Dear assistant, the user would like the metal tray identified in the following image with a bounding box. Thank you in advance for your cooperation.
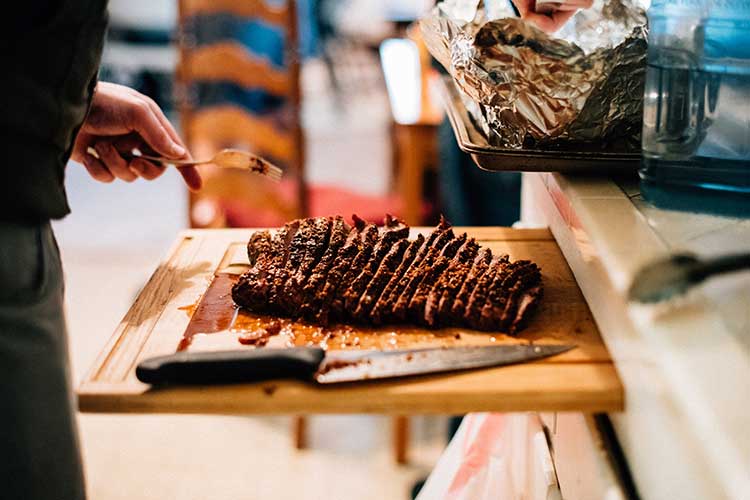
[438,76,640,173]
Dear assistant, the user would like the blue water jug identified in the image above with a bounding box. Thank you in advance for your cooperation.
[640,0,750,216]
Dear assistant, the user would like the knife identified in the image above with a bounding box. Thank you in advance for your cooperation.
[135,344,575,385]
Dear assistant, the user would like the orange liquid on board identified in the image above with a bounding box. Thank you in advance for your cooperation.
[177,273,520,353]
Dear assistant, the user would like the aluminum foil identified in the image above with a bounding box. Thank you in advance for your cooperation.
[422,0,648,151]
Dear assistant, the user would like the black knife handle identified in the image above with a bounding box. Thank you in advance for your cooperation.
[135,347,326,385]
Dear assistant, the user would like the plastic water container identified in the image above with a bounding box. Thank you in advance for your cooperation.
[640,0,750,215]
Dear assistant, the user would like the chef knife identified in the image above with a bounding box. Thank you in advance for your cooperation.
[135,344,575,385]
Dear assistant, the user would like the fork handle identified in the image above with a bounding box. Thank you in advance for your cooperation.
[124,153,204,167]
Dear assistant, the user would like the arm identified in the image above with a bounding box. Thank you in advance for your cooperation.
[70,82,202,191]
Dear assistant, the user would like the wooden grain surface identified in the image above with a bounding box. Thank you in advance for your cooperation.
[78,228,623,414]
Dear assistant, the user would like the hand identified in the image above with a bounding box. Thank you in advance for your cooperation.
[71,82,202,191]
[512,0,593,33]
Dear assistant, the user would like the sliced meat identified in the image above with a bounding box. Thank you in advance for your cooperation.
[498,263,542,332]
[233,215,544,335]
[424,237,479,327]
[407,233,467,324]
[277,217,333,315]
[305,216,367,323]
[477,260,537,330]
[297,216,350,316]
[314,220,376,324]
[328,223,379,320]
[232,219,300,310]
[342,215,409,314]
[463,256,509,329]
[391,227,455,321]
[246,230,272,265]
[369,234,424,325]
[447,247,493,323]
[351,238,410,321]
[509,285,543,334]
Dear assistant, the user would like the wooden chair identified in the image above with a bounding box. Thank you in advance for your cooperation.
[380,29,443,226]
[177,0,309,448]
[380,28,444,465]
[177,0,412,460]
[177,0,306,228]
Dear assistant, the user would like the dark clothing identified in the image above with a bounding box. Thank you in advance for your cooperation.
[0,222,84,500]
[0,0,108,223]
[1,2,109,499]
[438,119,521,226]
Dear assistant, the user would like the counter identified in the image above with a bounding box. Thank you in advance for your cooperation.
[522,172,750,500]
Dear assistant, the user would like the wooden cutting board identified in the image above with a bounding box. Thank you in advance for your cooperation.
[78,227,623,414]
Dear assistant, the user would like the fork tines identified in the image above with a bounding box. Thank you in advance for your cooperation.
[250,158,284,182]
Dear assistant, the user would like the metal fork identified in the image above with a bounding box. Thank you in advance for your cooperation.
[88,147,283,181]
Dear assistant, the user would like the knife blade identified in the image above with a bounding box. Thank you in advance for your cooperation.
[136,344,575,386]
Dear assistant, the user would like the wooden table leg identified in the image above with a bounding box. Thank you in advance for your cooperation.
[395,124,424,226]
[393,415,410,465]
[293,415,308,449]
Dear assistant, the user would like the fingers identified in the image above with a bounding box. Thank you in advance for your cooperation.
[81,154,115,183]
[513,0,582,32]
[82,138,169,183]
[127,99,186,160]
[520,9,577,32]
[557,0,593,11]
[94,141,138,182]
[142,96,188,154]
[177,166,203,192]
[130,158,166,180]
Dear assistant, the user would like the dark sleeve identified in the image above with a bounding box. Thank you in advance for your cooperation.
[2,1,62,36]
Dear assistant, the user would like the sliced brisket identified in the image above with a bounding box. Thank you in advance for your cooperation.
[233,216,543,334]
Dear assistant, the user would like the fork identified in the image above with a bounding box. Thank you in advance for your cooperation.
[87,147,283,181]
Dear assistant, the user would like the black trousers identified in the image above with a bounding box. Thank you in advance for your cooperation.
[0,222,85,500]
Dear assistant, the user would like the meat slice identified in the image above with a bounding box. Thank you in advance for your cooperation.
[477,260,536,330]
[447,247,492,323]
[246,230,272,265]
[498,262,542,332]
[328,223,379,320]
[351,238,410,321]
[232,219,300,310]
[277,217,333,317]
[407,233,467,324]
[342,215,409,314]
[297,216,350,316]
[508,285,543,334]
[391,226,455,321]
[313,218,374,325]
[463,256,509,329]
[369,233,425,325]
[303,216,366,323]
[424,237,479,327]
[273,217,332,315]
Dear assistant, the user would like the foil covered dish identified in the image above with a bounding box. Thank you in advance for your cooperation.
[422,0,648,154]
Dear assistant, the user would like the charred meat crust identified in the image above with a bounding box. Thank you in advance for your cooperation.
[342,216,409,314]
[297,216,350,317]
[425,237,479,327]
[369,234,425,325]
[232,216,543,334]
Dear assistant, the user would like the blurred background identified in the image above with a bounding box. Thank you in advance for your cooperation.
[54,0,519,498]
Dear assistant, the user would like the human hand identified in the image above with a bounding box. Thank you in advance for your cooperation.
[512,0,593,33]
[71,82,202,190]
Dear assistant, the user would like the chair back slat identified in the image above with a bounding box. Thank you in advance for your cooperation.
[178,0,307,226]
[187,105,294,163]
[184,42,290,96]
[180,0,289,26]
